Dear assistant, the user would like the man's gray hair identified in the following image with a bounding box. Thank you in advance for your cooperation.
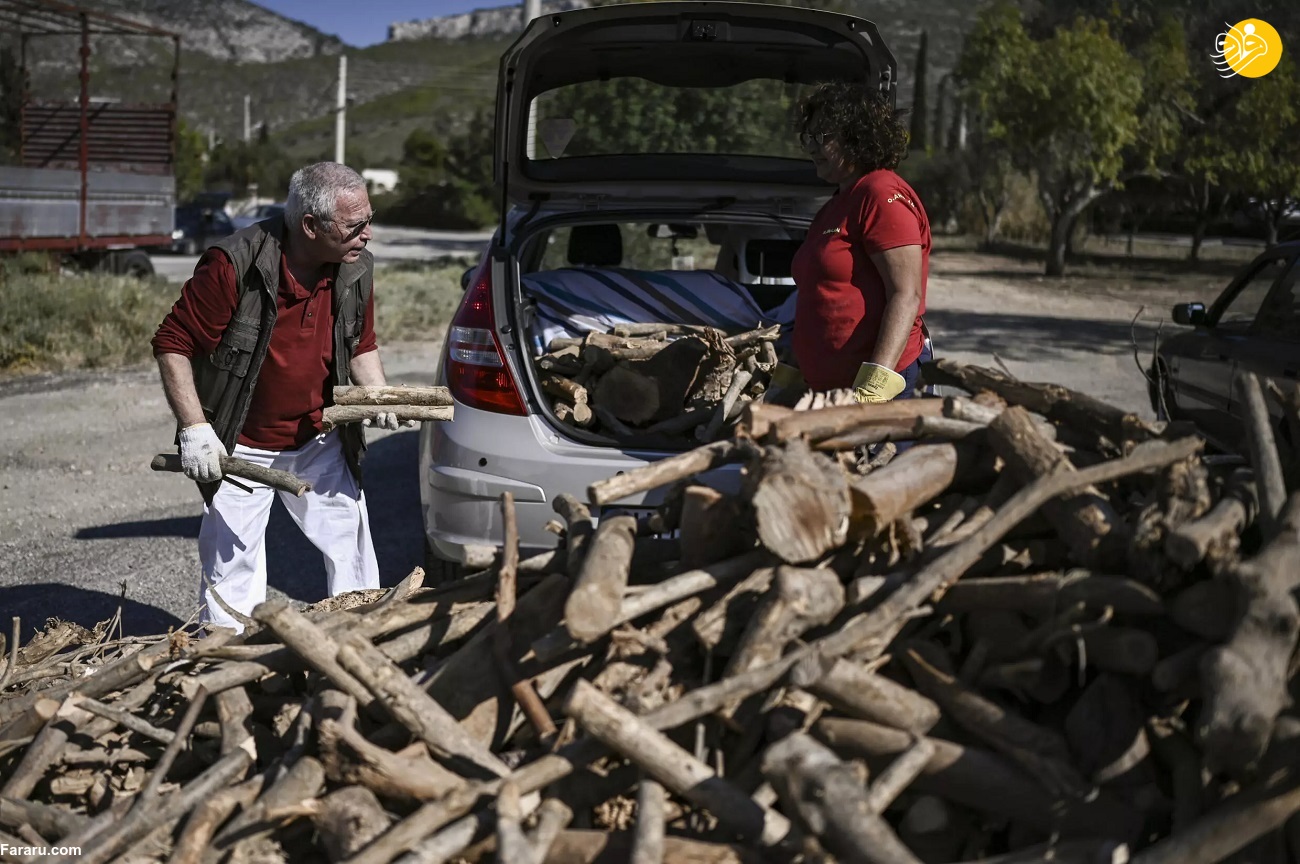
[285,162,365,233]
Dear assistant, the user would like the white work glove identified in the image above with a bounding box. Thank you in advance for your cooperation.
[179,422,227,482]
[362,411,415,431]
[852,362,908,404]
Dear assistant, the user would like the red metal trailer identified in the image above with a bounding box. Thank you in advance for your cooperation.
[0,0,180,276]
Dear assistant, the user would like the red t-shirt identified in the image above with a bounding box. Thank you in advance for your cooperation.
[790,169,930,392]
[152,250,378,450]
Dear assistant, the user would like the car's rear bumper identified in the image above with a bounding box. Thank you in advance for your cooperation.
[419,402,700,562]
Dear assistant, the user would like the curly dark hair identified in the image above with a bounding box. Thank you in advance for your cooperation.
[795,81,910,173]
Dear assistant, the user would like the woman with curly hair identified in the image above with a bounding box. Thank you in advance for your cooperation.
[786,81,930,402]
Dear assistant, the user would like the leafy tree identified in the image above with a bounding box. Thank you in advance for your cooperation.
[173,119,207,204]
[960,6,1142,275]
[1223,56,1300,246]
[909,31,929,152]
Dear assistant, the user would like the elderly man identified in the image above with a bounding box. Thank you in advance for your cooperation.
[153,162,406,632]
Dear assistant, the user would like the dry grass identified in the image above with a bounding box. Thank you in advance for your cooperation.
[0,257,467,377]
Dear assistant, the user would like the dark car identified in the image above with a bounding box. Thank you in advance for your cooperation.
[1151,242,1300,450]
[170,205,235,255]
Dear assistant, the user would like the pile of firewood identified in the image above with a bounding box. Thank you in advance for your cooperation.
[2,361,1299,864]
[534,323,782,445]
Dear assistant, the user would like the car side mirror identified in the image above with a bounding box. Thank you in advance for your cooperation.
[1172,302,1207,326]
[460,266,475,290]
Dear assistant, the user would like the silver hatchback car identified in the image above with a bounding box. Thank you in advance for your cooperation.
[419,2,899,572]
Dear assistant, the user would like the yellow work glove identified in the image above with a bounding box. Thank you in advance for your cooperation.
[769,362,805,392]
[852,362,907,404]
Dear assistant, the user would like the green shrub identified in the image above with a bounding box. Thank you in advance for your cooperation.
[0,261,467,377]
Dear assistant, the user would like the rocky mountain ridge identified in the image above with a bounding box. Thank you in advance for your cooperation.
[388,0,591,42]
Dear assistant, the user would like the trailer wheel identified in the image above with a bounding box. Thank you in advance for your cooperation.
[113,250,155,279]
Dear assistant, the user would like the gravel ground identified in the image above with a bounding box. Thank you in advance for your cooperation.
[0,245,1210,638]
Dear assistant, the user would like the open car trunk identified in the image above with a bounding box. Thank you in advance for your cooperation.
[511,215,805,449]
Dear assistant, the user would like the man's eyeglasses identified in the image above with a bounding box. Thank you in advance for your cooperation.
[330,213,375,242]
[799,131,834,153]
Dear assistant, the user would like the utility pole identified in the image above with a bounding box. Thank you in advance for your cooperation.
[335,54,347,165]
[243,95,250,143]
[523,1,540,160]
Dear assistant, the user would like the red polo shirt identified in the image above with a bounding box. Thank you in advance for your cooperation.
[790,169,930,392]
[152,250,378,450]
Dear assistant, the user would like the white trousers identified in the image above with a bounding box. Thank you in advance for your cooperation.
[198,430,379,632]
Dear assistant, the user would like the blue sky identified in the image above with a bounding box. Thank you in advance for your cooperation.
[256,0,501,47]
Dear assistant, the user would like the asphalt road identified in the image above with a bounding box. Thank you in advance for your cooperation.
[0,243,1184,641]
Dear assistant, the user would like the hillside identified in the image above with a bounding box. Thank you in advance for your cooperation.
[4,0,977,169]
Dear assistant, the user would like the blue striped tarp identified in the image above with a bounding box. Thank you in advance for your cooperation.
[521,267,794,353]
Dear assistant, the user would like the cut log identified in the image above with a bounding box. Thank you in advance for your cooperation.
[332,385,452,406]
[678,485,744,571]
[849,443,980,538]
[1165,469,1257,571]
[313,786,392,862]
[937,572,1163,618]
[553,494,595,579]
[930,359,1159,446]
[987,406,1127,568]
[814,717,1142,840]
[745,438,852,564]
[724,566,846,682]
[151,453,311,497]
[1197,492,1300,773]
[541,374,589,406]
[588,440,752,507]
[808,661,941,735]
[901,642,1094,801]
[554,402,595,427]
[752,398,945,444]
[320,404,454,431]
[564,514,639,644]
[562,679,795,849]
[1237,370,1288,539]
[593,365,661,425]
[761,731,922,864]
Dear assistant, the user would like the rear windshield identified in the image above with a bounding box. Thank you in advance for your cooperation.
[529,78,810,161]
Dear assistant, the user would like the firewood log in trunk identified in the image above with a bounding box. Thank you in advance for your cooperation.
[744,438,852,564]
[537,348,585,377]
[564,513,638,645]
[1171,580,1237,641]
[332,385,452,406]
[987,406,1128,569]
[761,731,923,864]
[1196,492,1300,774]
[686,328,738,409]
[562,679,796,850]
[901,642,1094,801]
[541,374,589,407]
[814,718,1144,841]
[554,401,595,427]
[929,359,1160,447]
[593,365,662,425]
[1165,468,1257,571]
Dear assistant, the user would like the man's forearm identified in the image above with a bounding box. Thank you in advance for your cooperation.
[156,353,208,428]
[349,349,387,387]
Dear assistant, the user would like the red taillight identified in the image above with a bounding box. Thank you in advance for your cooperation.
[446,263,527,416]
